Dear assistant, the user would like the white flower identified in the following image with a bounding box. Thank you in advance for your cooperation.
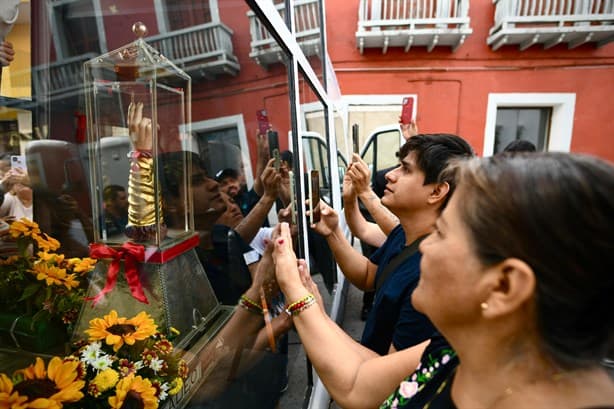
[149,357,164,373]
[441,354,450,364]
[80,341,102,365]
[429,366,434,372]
[434,362,439,368]
[391,398,398,409]
[398,381,419,399]
[422,368,427,374]
[158,382,170,401]
[134,360,144,370]
[92,354,114,372]
[411,374,417,381]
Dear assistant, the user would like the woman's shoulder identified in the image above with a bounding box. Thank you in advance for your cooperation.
[380,335,458,409]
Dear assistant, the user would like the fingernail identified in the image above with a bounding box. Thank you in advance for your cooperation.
[277,238,284,245]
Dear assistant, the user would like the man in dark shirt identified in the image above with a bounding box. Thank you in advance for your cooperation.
[315,134,474,355]
[102,184,128,236]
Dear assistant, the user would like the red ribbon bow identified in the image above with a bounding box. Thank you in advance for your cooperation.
[87,242,148,305]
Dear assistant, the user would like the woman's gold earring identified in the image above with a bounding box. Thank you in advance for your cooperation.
[480,302,489,310]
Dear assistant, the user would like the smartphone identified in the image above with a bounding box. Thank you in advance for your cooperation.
[401,97,414,125]
[352,124,360,156]
[10,155,26,171]
[256,109,270,136]
[268,130,280,170]
[288,170,296,224]
[309,170,321,225]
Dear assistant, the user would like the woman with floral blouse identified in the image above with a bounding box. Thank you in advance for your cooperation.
[272,153,614,408]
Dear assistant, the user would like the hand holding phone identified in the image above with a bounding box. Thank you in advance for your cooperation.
[257,109,270,136]
[400,97,414,125]
[309,170,321,225]
[10,155,26,171]
[268,130,280,170]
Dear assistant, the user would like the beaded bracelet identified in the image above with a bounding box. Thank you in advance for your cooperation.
[285,293,316,316]
[239,294,262,315]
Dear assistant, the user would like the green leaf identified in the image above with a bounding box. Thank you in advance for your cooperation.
[18,283,42,302]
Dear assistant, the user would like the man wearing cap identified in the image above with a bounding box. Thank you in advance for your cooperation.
[215,167,262,219]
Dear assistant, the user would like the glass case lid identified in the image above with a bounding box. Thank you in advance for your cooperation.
[84,22,191,83]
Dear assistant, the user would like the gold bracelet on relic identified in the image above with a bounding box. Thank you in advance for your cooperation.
[125,151,167,242]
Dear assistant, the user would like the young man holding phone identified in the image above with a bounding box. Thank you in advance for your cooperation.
[313,134,474,356]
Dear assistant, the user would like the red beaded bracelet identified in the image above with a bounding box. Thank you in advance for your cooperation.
[285,294,316,316]
[239,294,262,315]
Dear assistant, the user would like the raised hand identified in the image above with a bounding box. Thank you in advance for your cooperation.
[261,158,281,199]
[346,157,371,195]
[127,102,152,151]
[310,200,339,237]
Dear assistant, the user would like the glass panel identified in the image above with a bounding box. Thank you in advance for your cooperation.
[494,108,551,153]
[298,69,337,298]
[1,1,311,407]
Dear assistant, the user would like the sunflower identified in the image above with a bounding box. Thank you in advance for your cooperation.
[9,218,41,240]
[0,373,28,409]
[32,232,60,252]
[36,252,64,264]
[66,257,97,274]
[31,263,80,289]
[108,374,158,409]
[85,311,157,352]
[12,357,84,408]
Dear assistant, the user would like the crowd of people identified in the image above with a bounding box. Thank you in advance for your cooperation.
[121,99,614,408]
[2,95,611,408]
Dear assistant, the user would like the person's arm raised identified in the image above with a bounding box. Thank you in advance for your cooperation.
[311,201,377,291]
[349,156,399,236]
[274,223,424,408]
[343,161,387,247]
[234,159,279,244]
[252,130,270,197]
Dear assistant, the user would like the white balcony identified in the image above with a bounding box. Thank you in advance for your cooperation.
[488,0,614,50]
[31,22,240,99]
[248,0,321,68]
[147,22,240,79]
[356,0,473,53]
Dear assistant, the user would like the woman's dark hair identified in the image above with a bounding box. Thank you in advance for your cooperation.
[397,134,474,209]
[456,153,614,369]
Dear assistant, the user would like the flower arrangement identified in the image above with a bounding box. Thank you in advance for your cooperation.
[0,218,97,331]
[0,310,188,408]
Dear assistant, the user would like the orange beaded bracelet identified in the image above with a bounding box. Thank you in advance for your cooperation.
[285,293,316,316]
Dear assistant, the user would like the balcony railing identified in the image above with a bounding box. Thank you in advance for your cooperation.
[30,22,240,99]
[31,53,97,99]
[488,0,614,50]
[356,0,473,53]
[147,22,240,78]
[248,0,321,68]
